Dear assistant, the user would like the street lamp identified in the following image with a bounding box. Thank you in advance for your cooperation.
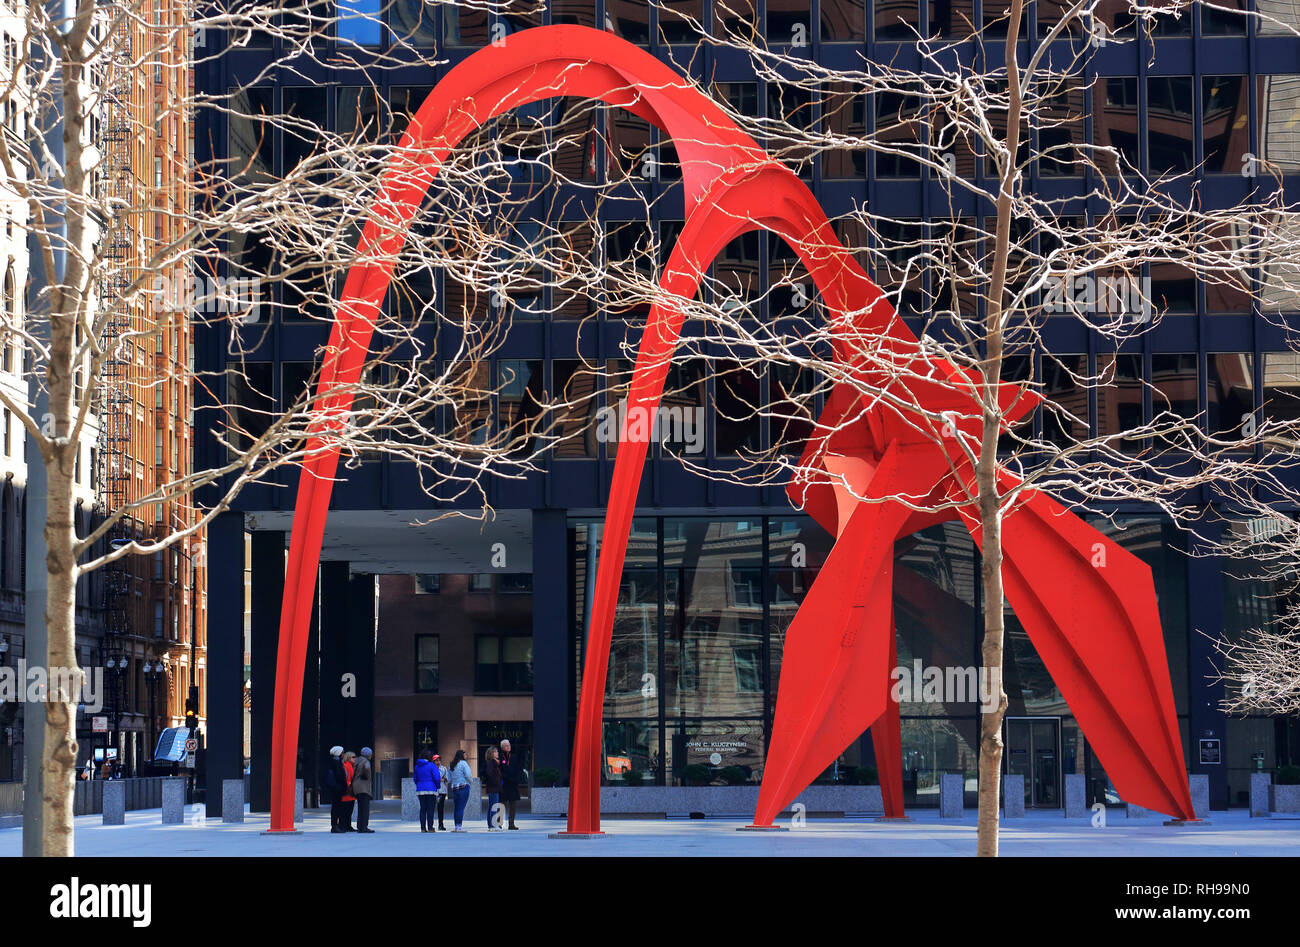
[143,660,161,772]
[108,655,128,774]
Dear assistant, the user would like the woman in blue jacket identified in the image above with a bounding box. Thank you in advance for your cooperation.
[413,756,442,832]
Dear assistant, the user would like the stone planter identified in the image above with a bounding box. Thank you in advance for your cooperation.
[530,784,884,818]
[1269,784,1300,818]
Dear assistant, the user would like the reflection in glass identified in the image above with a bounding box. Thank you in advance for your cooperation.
[551,360,599,458]
[1147,76,1195,176]
[1262,352,1300,439]
[606,0,650,44]
[498,359,544,457]
[1095,353,1144,451]
[663,519,765,718]
[1095,77,1139,174]
[1202,0,1248,33]
[606,567,660,718]
[768,0,812,43]
[713,361,763,454]
[442,5,490,45]
[603,720,657,782]
[875,83,924,177]
[821,0,866,40]
[388,0,437,45]
[1042,354,1089,448]
[1038,79,1085,176]
[1207,353,1255,441]
[1203,76,1248,174]
[1260,75,1300,175]
[1150,353,1198,449]
[901,717,978,807]
[930,0,975,36]
[874,0,920,38]
[823,83,867,178]
[769,518,832,693]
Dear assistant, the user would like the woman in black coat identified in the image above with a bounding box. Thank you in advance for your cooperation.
[483,747,503,830]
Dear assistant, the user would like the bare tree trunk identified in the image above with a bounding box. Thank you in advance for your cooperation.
[975,0,1025,858]
[40,1,93,857]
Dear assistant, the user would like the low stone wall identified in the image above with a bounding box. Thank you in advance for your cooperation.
[530,784,884,817]
[0,781,21,815]
[72,777,177,816]
[1270,784,1300,817]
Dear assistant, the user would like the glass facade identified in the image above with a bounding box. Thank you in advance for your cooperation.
[570,513,1195,804]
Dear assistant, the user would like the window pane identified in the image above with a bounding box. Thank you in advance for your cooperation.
[874,0,919,38]
[1095,353,1143,451]
[606,0,650,43]
[1147,76,1195,176]
[1207,353,1255,441]
[1095,77,1139,174]
[1203,76,1248,174]
[821,0,866,40]
[1262,352,1300,440]
[1042,354,1089,447]
[1260,74,1300,175]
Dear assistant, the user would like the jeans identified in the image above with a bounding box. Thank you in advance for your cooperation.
[452,785,470,827]
[418,794,437,831]
[486,792,500,828]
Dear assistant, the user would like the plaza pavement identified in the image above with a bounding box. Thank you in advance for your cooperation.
[1,800,1298,856]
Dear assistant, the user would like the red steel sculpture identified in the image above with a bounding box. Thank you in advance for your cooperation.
[266,25,1196,833]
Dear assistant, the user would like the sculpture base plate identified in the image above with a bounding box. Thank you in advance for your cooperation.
[875,816,913,823]
[1162,819,1212,827]
[737,824,789,831]
[548,831,607,839]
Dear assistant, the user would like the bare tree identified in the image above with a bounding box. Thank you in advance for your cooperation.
[3,0,607,856]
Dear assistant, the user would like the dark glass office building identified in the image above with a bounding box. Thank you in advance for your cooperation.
[195,0,1300,815]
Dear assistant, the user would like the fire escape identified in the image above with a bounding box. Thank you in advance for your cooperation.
[94,9,135,758]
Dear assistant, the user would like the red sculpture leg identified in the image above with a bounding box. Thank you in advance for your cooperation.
[953,482,1195,820]
[752,444,936,826]
[872,623,906,819]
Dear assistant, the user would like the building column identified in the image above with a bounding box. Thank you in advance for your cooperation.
[531,509,570,776]
[318,561,351,763]
[248,530,284,812]
[1188,523,1229,809]
[204,511,244,818]
[344,572,376,756]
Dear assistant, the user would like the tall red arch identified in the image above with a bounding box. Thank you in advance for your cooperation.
[266,25,1194,833]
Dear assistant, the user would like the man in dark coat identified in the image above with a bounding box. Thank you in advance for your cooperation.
[498,739,523,830]
[323,745,351,832]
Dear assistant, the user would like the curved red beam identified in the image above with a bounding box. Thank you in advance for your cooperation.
[267,25,1194,833]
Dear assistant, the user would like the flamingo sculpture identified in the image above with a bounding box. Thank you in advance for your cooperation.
[265,25,1195,833]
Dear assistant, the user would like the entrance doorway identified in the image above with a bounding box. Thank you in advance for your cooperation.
[1004,717,1061,808]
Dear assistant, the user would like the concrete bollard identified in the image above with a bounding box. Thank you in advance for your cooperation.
[464,778,482,821]
[1126,802,1148,819]
[295,779,304,824]
[1002,774,1025,817]
[1064,774,1087,818]
[939,774,963,818]
[401,778,418,821]
[1189,774,1210,820]
[1250,773,1271,818]
[102,781,125,826]
[222,779,245,823]
[161,778,186,825]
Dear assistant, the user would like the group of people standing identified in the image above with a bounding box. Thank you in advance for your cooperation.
[324,745,376,833]
[412,739,525,832]
[324,739,526,834]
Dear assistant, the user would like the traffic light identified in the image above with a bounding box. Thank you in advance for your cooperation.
[184,695,198,733]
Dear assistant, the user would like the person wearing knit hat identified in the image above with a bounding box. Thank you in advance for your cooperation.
[352,747,375,833]
[323,746,351,833]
